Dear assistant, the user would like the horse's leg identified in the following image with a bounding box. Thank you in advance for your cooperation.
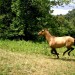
[51,48,59,58]
[68,47,74,56]
[63,48,70,56]
[51,49,55,54]
[54,49,59,58]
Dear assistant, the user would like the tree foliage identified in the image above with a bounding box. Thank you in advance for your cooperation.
[53,9,75,37]
[0,0,51,40]
[0,0,75,41]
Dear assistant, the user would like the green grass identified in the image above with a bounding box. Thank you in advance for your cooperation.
[0,40,75,57]
[0,40,51,56]
[0,40,75,75]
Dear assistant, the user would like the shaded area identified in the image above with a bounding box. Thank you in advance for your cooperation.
[50,57,75,62]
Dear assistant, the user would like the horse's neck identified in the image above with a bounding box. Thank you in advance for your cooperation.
[44,32,52,43]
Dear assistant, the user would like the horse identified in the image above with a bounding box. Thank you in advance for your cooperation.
[38,29,75,58]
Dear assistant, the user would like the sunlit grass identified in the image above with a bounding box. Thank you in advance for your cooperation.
[0,40,75,57]
[0,40,51,56]
[0,40,75,75]
[0,49,75,75]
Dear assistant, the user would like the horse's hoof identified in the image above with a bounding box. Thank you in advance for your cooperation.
[68,53,70,56]
[57,57,59,59]
[57,55,59,59]
[63,53,65,56]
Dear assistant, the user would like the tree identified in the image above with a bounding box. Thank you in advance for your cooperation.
[10,0,51,40]
[0,0,12,39]
[65,9,75,37]
[0,0,75,40]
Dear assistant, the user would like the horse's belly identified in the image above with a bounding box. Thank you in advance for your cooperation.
[53,43,65,48]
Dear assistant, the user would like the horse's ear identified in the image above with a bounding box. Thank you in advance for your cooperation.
[42,29,45,32]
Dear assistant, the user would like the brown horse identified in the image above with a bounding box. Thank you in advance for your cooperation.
[38,29,75,58]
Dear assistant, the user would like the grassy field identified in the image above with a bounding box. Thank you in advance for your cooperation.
[0,40,75,75]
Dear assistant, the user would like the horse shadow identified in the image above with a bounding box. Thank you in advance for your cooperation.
[50,57,75,62]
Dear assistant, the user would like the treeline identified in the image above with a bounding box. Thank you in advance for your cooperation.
[55,9,75,37]
[0,0,75,41]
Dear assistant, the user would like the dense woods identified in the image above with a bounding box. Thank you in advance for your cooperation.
[0,0,75,41]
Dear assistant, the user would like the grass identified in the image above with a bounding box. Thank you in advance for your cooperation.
[0,40,75,75]
[0,40,51,56]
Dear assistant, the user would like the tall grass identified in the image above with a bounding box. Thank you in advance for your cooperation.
[0,40,51,56]
[0,40,75,57]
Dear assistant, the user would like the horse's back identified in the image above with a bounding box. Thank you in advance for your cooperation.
[55,36,74,42]
[49,36,74,48]
[64,36,74,42]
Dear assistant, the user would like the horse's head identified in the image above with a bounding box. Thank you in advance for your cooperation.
[38,29,48,36]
